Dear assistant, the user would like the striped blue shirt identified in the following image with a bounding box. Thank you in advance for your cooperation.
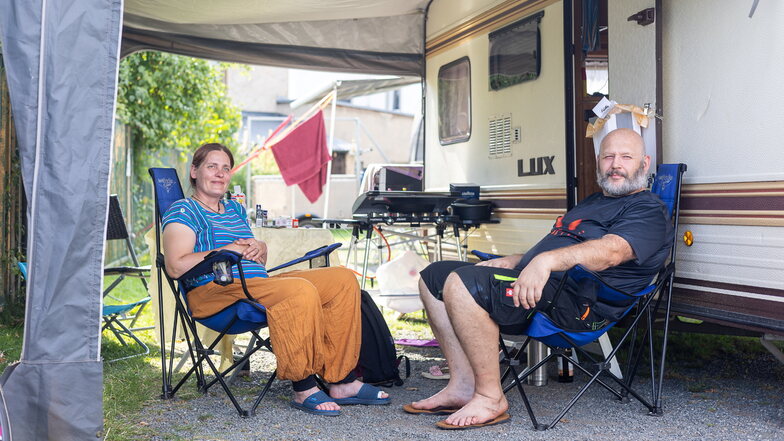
[162,198,268,288]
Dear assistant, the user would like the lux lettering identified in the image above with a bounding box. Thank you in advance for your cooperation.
[518,156,555,177]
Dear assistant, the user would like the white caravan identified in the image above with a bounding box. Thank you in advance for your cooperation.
[422,0,784,340]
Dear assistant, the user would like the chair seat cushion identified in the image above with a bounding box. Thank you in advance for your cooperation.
[196,301,268,335]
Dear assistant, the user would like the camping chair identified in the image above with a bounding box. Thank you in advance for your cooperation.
[475,163,686,430]
[104,195,152,331]
[149,167,341,417]
[17,261,150,362]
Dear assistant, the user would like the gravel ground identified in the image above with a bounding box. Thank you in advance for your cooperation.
[139,344,784,441]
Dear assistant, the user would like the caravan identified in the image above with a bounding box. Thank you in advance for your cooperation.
[421,0,784,339]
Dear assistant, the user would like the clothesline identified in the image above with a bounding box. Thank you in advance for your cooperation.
[230,90,336,174]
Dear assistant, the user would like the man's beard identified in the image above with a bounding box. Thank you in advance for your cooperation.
[596,161,648,196]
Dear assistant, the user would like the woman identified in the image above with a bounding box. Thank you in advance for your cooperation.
[162,142,389,416]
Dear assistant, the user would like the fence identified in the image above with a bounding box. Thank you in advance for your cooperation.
[0,54,26,322]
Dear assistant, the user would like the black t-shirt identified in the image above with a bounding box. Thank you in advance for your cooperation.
[516,190,673,318]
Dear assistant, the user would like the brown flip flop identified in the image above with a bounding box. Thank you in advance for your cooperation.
[435,412,511,430]
[402,403,459,415]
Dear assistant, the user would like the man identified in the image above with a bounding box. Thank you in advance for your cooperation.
[404,128,673,429]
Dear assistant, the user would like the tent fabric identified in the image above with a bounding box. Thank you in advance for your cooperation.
[0,0,123,439]
[0,1,430,440]
[121,0,431,75]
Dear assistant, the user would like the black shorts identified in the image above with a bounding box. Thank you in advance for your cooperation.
[420,261,608,334]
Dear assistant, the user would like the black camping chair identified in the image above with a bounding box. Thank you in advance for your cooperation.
[475,163,686,430]
[149,167,341,417]
[104,195,152,332]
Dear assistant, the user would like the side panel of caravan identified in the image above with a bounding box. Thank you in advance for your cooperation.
[609,0,784,333]
[425,0,566,256]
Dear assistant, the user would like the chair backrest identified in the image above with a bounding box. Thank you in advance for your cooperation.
[149,168,185,220]
[106,195,130,241]
[650,163,687,262]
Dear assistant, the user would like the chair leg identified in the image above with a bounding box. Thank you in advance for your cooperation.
[103,317,150,363]
[499,337,548,430]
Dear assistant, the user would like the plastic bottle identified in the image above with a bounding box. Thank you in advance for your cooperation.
[232,185,246,208]
[255,204,264,228]
[558,348,574,383]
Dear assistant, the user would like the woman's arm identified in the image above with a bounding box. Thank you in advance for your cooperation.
[162,222,247,278]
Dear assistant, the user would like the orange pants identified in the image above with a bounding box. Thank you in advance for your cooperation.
[187,266,361,383]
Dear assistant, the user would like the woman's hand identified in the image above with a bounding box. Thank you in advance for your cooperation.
[233,238,268,265]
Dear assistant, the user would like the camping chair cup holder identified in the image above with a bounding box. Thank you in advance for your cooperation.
[149,167,341,417]
[476,163,686,431]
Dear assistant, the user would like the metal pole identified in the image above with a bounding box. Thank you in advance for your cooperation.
[322,85,339,224]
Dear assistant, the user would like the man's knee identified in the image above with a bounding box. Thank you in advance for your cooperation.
[442,272,472,303]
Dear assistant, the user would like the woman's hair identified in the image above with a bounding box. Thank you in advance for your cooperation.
[190,143,235,187]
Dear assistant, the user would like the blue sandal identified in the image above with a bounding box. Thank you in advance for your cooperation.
[290,390,341,416]
[332,383,391,406]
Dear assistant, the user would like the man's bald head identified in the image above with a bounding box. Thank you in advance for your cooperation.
[595,128,651,197]
[599,128,645,157]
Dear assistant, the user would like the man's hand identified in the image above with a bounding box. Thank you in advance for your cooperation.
[233,238,268,265]
[475,254,522,269]
[510,253,553,309]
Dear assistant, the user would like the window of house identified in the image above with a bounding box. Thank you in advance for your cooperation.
[438,57,471,145]
[331,151,347,174]
[488,11,544,91]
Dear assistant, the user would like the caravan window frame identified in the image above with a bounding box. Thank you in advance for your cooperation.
[437,56,472,145]
[488,11,544,91]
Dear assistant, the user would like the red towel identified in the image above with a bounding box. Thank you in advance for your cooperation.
[270,110,332,203]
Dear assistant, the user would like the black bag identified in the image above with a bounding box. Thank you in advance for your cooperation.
[354,290,410,386]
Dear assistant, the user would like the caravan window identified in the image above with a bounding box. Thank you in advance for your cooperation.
[488,11,544,90]
[438,57,471,145]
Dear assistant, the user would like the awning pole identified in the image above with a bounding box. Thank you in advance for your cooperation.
[322,84,339,225]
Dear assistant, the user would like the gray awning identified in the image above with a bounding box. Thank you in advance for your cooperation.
[122,0,431,76]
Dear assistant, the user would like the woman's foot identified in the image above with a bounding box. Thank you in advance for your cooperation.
[292,386,340,412]
[329,380,388,401]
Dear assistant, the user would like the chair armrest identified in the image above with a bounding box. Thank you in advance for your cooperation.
[178,250,243,282]
[471,250,503,261]
[565,265,657,302]
[267,243,342,273]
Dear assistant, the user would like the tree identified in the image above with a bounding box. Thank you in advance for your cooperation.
[116,52,242,242]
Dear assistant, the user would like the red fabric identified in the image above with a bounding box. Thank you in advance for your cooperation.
[270,110,331,203]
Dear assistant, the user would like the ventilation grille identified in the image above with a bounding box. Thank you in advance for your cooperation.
[488,115,512,158]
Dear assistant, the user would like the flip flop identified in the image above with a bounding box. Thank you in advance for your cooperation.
[402,403,458,415]
[332,383,391,406]
[435,412,511,430]
[289,390,340,417]
[421,364,450,380]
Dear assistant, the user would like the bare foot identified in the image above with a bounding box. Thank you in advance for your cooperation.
[409,383,473,411]
[443,392,508,427]
[329,380,389,400]
[293,386,340,412]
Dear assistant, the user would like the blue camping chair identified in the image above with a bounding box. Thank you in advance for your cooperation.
[476,163,686,430]
[18,261,150,362]
[149,167,341,417]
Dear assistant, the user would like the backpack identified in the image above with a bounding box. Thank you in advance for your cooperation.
[354,290,410,386]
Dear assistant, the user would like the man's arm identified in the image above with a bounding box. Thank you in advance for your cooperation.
[511,234,634,309]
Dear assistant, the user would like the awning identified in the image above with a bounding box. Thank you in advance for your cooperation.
[122,0,432,76]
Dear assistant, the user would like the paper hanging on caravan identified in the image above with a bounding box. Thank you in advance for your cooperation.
[586,99,657,164]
